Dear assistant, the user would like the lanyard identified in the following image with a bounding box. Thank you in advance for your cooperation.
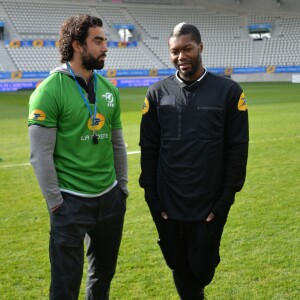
[66,62,98,127]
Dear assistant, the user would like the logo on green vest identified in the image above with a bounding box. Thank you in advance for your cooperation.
[101,92,114,107]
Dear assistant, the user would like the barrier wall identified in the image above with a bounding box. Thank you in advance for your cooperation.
[1,66,300,81]
[0,77,165,92]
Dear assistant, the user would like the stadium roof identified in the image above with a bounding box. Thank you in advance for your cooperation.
[121,0,300,15]
[187,0,300,15]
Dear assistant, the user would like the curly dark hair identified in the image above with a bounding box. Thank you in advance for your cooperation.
[58,15,103,63]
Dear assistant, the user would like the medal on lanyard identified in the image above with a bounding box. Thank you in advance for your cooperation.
[66,62,99,144]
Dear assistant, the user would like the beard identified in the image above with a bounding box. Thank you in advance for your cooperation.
[176,51,202,80]
[81,49,106,71]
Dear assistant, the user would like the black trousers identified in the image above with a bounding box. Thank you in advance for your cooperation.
[49,185,126,300]
[153,217,226,300]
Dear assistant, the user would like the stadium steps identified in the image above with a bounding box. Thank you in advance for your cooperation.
[240,15,250,39]
[252,40,264,66]
[121,7,152,41]
[272,18,283,38]
[0,41,17,71]
[88,7,120,41]
[0,2,20,41]
[138,41,166,69]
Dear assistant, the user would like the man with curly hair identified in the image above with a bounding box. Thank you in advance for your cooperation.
[29,15,128,300]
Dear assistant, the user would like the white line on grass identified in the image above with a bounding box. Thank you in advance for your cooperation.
[0,151,141,168]
[249,135,300,143]
[127,151,141,155]
[0,162,30,168]
[1,136,299,169]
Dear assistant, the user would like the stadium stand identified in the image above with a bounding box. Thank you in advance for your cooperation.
[260,36,300,66]
[94,5,131,27]
[280,15,300,37]
[104,47,158,69]
[2,1,92,39]
[248,14,278,26]
[258,14,300,66]
[0,0,299,72]
[6,46,59,72]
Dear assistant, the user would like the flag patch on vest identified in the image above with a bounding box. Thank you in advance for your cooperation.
[238,92,247,111]
[142,98,149,115]
[29,109,46,121]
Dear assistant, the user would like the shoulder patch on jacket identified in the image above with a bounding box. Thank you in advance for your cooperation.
[142,98,149,115]
[238,92,247,111]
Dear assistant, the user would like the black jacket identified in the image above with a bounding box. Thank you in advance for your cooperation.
[139,70,249,221]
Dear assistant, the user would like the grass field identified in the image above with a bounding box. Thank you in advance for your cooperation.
[0,82,299,299]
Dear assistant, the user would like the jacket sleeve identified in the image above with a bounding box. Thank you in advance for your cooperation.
[139,92,160,198]
[220,86,249,204]
[211,85,249,222]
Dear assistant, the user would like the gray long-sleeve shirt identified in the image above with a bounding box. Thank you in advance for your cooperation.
[29,126,128,209]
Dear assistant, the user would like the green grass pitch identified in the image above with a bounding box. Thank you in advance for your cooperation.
[0,82,299,299]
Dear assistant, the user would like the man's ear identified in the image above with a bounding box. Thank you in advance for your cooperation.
[72,40,82,54]
[199,42,204,53]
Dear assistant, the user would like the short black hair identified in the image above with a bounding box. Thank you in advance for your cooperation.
[169,22,202,44]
